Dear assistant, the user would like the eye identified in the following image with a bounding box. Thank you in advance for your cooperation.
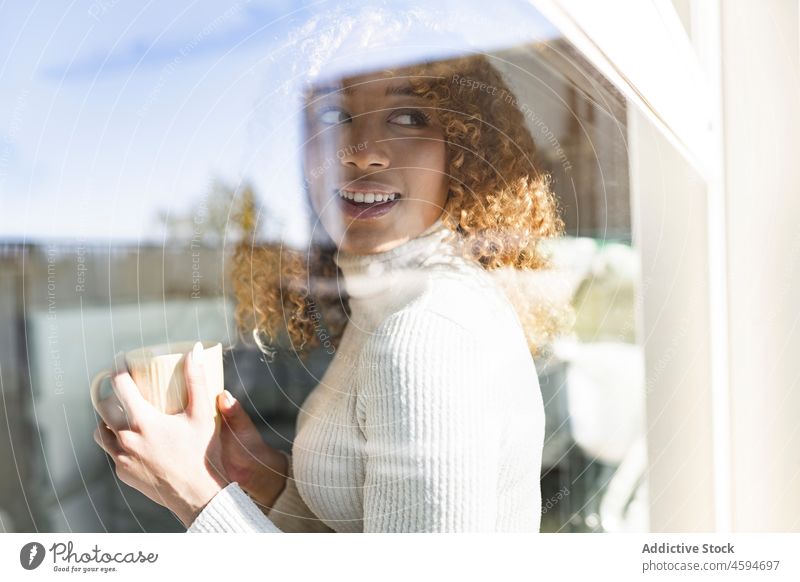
[389,109,430,126]
[317,106,350,125]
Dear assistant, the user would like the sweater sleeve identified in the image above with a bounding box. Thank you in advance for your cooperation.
[185,481,282,533]
[358,308,503,532]
[187,451,335,533]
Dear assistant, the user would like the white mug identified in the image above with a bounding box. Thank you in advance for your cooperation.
[90,341,224,426]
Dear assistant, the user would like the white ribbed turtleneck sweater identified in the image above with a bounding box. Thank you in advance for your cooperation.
[188,217,545,533]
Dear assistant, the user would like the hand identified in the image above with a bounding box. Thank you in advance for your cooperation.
[217,390,288,510]
[92,342,229,528]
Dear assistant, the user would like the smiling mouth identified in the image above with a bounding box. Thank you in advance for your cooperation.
[335,188,402,219]
[336,189,401,204]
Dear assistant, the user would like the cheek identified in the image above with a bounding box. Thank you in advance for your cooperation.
[411,139,449,200]
[398,135,446,174]
[418,132,446,169]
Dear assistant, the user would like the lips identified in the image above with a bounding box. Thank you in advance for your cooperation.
[336,187,401,219]
[337,180,399,194]
[338,190,399,203]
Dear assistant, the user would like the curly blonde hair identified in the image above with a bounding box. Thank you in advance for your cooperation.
[232,54,570,360]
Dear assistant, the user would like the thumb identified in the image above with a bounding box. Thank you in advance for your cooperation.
[217,390,255,433]
[184,341,210,418]
[110,348,151,425]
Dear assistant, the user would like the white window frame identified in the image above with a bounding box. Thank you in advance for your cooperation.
[531,0,730,532]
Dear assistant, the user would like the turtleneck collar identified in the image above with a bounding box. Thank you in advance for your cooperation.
[332,216,465,306]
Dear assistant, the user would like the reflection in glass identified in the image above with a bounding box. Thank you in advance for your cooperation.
[0,1,652,533]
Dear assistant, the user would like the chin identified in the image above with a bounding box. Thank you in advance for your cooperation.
[339,230,404,255]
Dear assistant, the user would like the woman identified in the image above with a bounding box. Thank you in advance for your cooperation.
[92,54,566,532]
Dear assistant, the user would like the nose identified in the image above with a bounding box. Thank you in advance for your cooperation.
[338,120,390,170]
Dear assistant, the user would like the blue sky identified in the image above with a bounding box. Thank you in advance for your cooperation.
[0,0,556,245]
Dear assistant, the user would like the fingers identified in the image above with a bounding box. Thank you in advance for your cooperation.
[93,424,140,487]
[218,390,247,427]
[93,422,124,458]
[184,341,210,419]
[94,393,131,432]
[110,370,151,430]
[219,391,263,439]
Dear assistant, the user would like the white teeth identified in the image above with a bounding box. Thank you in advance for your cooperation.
[338,190,399,203]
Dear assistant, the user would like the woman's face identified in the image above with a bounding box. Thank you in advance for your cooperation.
[303,71,449,254]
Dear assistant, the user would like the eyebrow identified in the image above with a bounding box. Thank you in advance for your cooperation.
[309,82,421,99]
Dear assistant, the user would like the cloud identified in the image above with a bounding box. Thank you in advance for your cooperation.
[41,1,308,82]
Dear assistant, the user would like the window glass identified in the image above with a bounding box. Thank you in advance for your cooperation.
[0,0,700,533]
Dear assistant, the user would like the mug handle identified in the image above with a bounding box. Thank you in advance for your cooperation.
[90,369,112,414]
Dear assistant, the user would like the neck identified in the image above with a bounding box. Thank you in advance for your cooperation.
[332,217,466,320]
